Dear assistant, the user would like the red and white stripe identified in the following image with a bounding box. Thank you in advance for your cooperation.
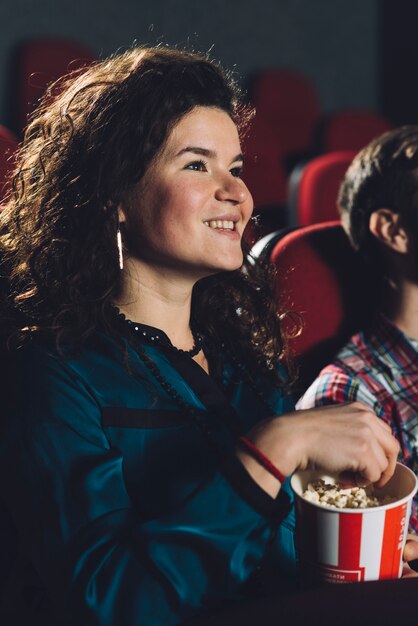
[297,500,411,583]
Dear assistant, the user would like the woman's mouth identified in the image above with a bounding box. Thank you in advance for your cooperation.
[203,220,236,231]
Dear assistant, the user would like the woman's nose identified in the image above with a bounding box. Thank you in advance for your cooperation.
[215,174,250,205]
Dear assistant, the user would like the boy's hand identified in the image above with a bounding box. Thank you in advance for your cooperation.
[402,534,418,578]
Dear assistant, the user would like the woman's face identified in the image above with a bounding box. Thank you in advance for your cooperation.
[120,106,253,282]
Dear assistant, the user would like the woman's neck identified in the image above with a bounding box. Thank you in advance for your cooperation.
[114,258,196,351]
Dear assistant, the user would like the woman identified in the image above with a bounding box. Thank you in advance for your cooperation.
[0,47,403,625]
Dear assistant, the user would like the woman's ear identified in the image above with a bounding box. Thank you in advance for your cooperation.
[117,204,127,224]
[369,208,409,254]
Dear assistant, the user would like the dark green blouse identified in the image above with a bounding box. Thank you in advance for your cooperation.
[0,329,297,625]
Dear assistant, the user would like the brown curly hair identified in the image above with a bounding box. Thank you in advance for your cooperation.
[0,45,290,385]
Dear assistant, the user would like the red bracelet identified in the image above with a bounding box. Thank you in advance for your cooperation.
[239,436,287,484]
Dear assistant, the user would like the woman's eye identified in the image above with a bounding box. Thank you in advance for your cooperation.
[230,166,243,178]
[185,160,208,172]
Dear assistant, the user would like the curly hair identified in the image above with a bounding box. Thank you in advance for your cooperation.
[338,125,418,274]
[0,45,290,386]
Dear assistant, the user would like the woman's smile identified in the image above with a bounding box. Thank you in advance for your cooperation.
[203,214,241,238]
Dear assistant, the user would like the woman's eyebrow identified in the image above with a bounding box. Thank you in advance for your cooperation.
[175,146,244,163]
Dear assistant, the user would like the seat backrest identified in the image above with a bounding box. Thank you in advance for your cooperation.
[242,116,288,209]
[0,126,18,201]
[321,109,392,152]
[15,37,97,133]
[250,69,321,154]
[249,227,295,265]
[270,222,375,391]
[288,151,356,226]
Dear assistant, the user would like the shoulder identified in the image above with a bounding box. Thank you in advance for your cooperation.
[6,334,130,449]
[298,327,381,397]
[296,367,359,408]
[13,333,120,392]
[296,361,382,414]
[9,332,202,429]
[332,330,378,372]
[14,331,159,395]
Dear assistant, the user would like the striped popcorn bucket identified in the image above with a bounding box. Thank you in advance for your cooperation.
[290,463,418,584]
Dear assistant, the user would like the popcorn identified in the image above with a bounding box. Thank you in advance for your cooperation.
[302,479,396,509]
[292,464,418,583]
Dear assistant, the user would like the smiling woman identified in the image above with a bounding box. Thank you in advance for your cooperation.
[0,46,408,626]
[119,107,252,282]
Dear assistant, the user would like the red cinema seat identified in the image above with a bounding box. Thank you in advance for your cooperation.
[15,38,97,133]
[242,116,287,210]
[270,222,374,391]
[250,69,321,157]
[321,109,392,152]
[288,151,356,226]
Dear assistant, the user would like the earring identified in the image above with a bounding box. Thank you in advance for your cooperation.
[117,227,124,270]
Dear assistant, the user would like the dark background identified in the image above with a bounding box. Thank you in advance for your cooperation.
[0,0,415,128]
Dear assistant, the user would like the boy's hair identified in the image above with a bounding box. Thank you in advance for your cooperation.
[339,125,418,269]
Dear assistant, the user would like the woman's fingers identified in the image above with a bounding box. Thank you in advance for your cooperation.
[374,416,393,432]
[361,407,399,487]
[327,402,398,485]
[279,403,398,482]
[242,402,400,489]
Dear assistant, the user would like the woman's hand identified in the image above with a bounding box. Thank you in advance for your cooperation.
[402,534,418,578]
[238,402,399,497]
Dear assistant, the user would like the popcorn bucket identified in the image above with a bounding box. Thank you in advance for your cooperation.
[290,463,418,584]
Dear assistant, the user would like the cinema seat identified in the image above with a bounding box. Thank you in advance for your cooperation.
[320,109,392,152]
[269,221,375,392]
[14,37,97,133]
[288,151,356,226]
[250,69,321,160]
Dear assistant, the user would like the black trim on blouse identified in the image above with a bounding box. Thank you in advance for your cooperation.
[157,334,291,519]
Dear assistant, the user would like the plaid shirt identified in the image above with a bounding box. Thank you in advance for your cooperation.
[297,313,418,533]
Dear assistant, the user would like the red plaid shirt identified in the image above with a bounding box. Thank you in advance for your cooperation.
[297,313,418,533]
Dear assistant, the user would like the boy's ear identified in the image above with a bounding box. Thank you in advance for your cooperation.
[369,208,409,254]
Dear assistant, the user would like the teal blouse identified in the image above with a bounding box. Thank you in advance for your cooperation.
[0,329,297,625]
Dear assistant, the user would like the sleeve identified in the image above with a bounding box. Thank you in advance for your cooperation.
[1,346,294,626]
[296,367,385,417]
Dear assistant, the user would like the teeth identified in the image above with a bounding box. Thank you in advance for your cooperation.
[204,220,235,230]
